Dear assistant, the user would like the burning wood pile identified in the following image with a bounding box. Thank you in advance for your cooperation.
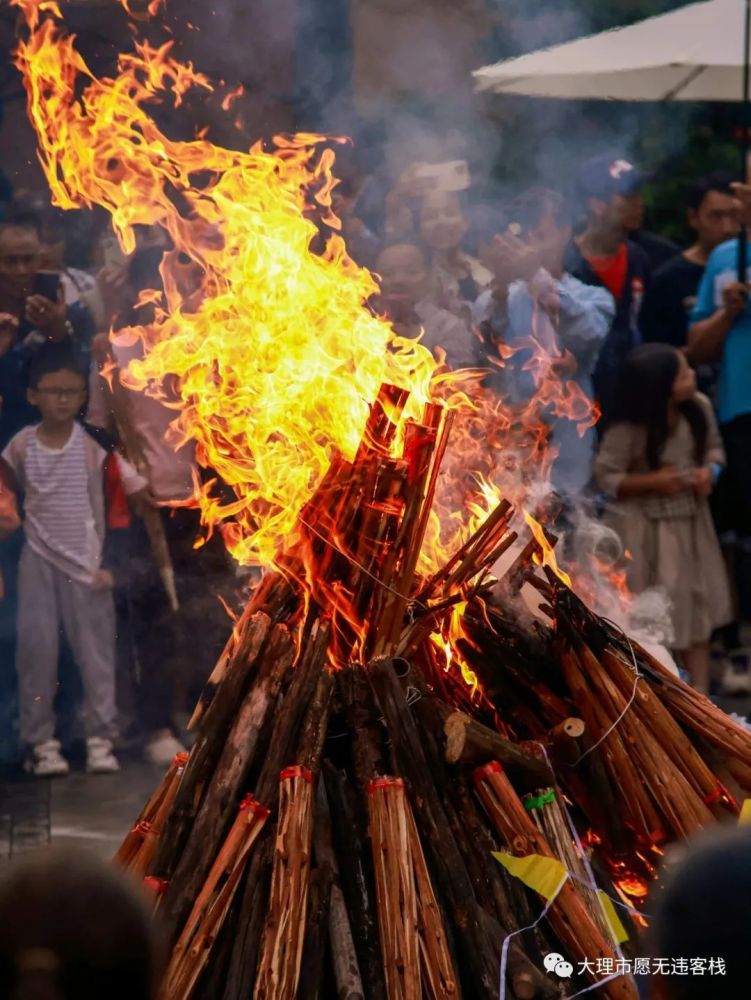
[13,5,751,996]
[117,385,751,1000]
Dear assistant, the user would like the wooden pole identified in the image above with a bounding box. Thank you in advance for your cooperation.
[161,623,295,939]
[109,362,179,611]
[313,779,365,1000]
[442,710,554,785]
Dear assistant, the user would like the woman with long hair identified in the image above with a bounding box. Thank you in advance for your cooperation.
[595,343,731,692]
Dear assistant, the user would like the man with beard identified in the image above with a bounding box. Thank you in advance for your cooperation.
[0,217,84,448]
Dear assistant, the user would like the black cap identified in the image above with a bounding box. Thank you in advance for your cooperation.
[575,155,647,201]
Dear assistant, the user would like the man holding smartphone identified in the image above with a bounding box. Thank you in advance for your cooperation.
[0,220,68,342]
[474,187,615,498]
[0,215,79,450]
[0,215,81,764]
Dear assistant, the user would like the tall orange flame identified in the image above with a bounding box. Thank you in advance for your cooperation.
[13,0,455,568]
[12,0,629,650]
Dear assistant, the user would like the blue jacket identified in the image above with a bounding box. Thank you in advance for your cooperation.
[474,271,614,495]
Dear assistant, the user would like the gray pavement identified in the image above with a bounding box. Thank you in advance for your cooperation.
[1,758,163,863]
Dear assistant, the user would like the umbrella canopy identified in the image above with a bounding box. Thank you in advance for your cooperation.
[474,0,748,102]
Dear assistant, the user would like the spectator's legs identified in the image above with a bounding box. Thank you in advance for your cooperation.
[56,569,117,742]
[678,641,711,695]
[0,532,22,762]
[130,573,175,735]
[16,546,61,746]
[164,509,235,726]
[123,516,174,735]
[130,509,232,733]
[723,414,751,629]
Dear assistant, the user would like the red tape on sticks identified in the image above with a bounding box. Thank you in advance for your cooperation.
[279,765,314,784]
[367,776,405,793]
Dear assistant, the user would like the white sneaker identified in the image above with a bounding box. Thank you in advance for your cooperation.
[86,737,120,774]
[25,739,69,778]
[144,731,187,768]
[720,660,751,695]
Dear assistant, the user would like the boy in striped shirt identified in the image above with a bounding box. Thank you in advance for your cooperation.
[2,344,148,776]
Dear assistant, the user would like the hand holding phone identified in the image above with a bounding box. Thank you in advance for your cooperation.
[26,272,67,339]
[32,271,61,302]
[0,313,19,356]
[397,160,470,198]
[721,281,748,317]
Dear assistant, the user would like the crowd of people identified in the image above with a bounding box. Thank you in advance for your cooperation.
[0,201,233,777]
[0,150,750,777]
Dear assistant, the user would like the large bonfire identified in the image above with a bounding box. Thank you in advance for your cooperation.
[13,3,751,999]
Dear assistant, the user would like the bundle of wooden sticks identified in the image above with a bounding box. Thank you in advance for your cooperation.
[117,383,751,1000]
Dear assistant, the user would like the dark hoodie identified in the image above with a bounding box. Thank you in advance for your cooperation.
[563,238,650,420]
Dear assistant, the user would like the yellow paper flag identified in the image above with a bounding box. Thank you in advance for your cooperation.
[597,890,629,945]
[492,852,567,902]
[739,799,751,826]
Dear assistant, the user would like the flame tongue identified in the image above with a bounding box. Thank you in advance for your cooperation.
[14,0,444,569]
[523,510,571,588]
[13,0,636,669]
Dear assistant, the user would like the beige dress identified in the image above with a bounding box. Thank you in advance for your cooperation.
[594,393,731,648]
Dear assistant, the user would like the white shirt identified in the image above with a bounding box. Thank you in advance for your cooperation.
[13,424,98,582]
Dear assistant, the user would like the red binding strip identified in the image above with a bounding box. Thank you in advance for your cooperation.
[279,765,314,784]
[239,794,271,819]
[704,783,725,806]
[143,876,169,896]
[367,777,405,793]
[472,761,504,785]
[173,752,189,767]
[133,820,152,835]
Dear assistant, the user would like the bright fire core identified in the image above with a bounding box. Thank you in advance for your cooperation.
[12,0,457,567]
[13,0,602,600]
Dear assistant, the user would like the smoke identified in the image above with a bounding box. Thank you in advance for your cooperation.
[567,510,675,647]
[57,1,697,223]
[560,504,679,679]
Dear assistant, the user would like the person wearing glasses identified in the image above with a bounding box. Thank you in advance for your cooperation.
[0,215,89,452]
[1,343,148,777]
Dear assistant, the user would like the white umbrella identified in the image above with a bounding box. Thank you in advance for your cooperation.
[475,0,751,276]
[474,0,748,102]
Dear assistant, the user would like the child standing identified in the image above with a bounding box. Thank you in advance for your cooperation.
[595,343,731,693]
[2,344,147,776]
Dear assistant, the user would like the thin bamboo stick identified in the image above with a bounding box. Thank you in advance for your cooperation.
[474,761,638,1000]
[405,805,460,997]
[368,777,421,1000]
[254,768,315,999]
[162,795,269,999]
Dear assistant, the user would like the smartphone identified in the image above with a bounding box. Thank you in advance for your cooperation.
[32,271,61,302]
[101,233,126,269]
[411,160,471,194]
